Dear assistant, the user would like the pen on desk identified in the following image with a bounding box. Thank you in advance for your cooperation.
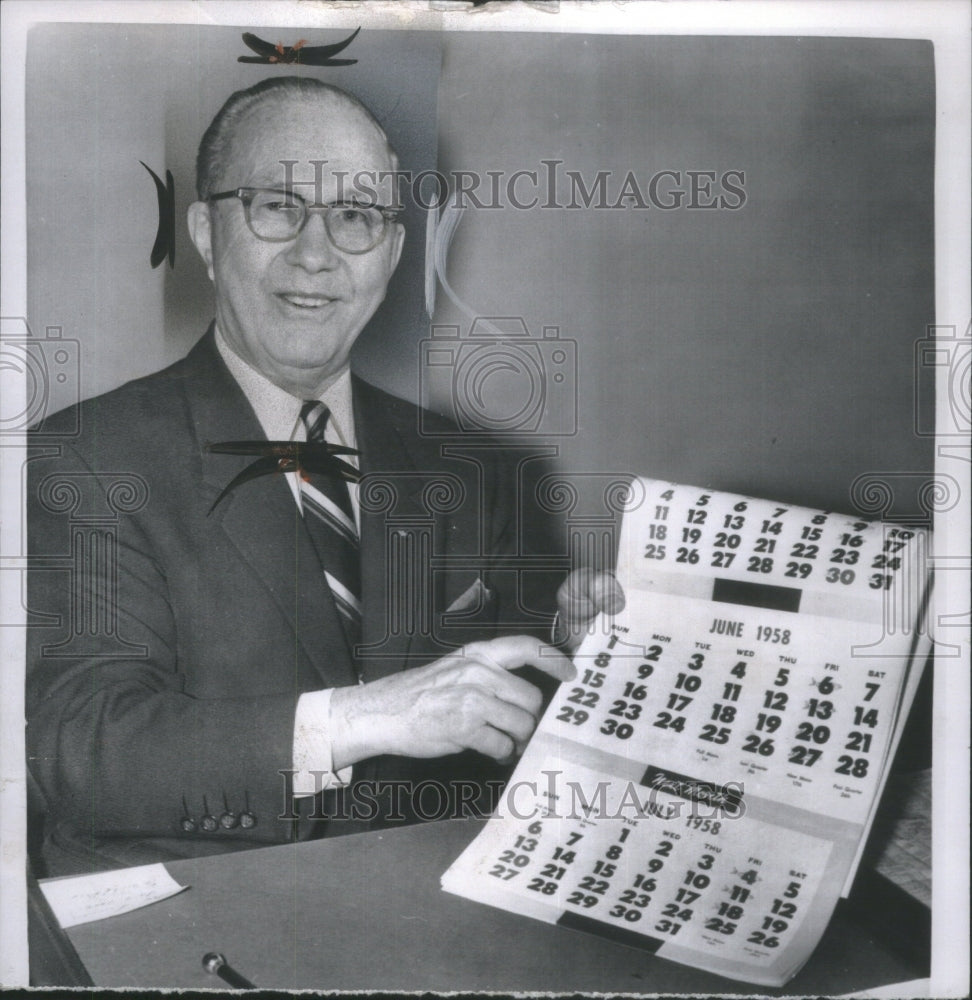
[202,952,255,989]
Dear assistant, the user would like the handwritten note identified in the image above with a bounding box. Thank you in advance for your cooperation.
[40,863,188,928]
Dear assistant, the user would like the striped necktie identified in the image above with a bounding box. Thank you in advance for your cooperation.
[299,400,362,652]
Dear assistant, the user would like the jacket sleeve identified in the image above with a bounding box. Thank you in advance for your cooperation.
[25,439,299,852]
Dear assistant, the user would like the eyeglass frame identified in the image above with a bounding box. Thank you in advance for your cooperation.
[206,187,403,254]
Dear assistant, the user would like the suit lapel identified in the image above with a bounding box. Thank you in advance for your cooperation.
[181,331,356,689]
[352,377,440,681]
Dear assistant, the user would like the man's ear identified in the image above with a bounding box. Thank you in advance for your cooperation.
[187,201,215,281]
[386,221,405,280]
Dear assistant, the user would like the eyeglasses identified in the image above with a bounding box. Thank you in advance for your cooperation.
[208,188,401,254]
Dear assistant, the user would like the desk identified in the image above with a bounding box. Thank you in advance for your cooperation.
[60,819,927,992]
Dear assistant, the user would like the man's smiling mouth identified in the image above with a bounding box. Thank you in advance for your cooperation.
[278,293,335,309]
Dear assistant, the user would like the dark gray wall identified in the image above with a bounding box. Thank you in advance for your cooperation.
[433,34,935,514]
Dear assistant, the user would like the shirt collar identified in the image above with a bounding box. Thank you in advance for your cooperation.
[214,325,356,449]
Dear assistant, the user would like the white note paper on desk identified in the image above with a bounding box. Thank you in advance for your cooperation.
[40,863,188,928]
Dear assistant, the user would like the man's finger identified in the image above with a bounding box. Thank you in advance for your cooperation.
[467,725,516,762]
[592,572,625,615]
[556,566,597,616]
[472,668,545,719]
[481,698,539,747]
[557,568,625,618]
[464,635,576,682]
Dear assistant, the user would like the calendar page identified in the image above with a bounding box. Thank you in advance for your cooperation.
[442,480,931,987]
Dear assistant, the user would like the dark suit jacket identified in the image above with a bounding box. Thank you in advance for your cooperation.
[26,330,561,876]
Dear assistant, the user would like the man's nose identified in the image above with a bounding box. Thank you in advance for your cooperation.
[286,211,340,272]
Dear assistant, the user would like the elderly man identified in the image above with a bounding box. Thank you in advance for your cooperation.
[27,77,616,876]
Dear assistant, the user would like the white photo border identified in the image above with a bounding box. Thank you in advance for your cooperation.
[1,1,968,994]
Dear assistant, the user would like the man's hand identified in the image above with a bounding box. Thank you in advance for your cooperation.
[329,635,575,769]
[555,568,626,653]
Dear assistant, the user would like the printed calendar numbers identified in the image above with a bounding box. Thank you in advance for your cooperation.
[556,704,590,727]
[553,593,905,823]
[447,753,850,982]
[835,756,869,779]
[656,651,703,734]
[755,626,791,644]
[526,874,559,895]
[473,755,837,968]
[826,566,856,585]
[838,674,881,779]
[867,527,915,590]
[655,846,719,936]
[444,481,930,987]
[594,827,641,923]
[739,867,808,954]
[622,483,925,618]
[825,521,889,591]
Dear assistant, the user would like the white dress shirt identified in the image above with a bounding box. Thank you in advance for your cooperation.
[215,328,355,795]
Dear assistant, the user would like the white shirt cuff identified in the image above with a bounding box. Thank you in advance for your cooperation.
[292,688,353,796]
